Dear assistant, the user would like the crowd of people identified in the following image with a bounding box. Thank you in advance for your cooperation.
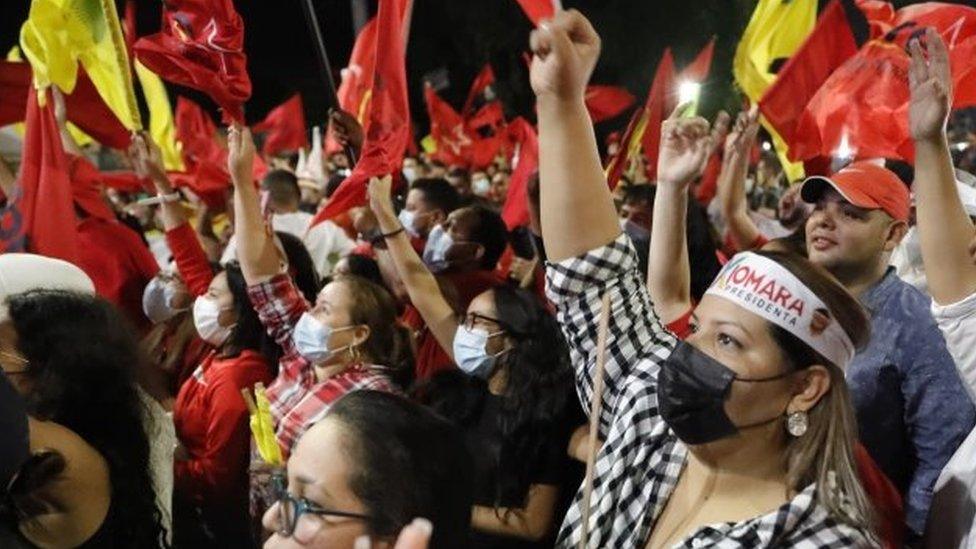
[4,7,976,549]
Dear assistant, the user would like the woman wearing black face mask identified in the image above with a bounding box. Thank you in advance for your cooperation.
[532,11,878,548]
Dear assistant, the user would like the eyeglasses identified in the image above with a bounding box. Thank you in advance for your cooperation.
[461,312,507,332]
[271,473,371,539]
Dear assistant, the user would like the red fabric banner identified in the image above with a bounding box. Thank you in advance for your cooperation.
[585,85,635,123]
[134,0,251,124]
[501,118,538,229]
[253,94,308,156]
[313,0,411,225]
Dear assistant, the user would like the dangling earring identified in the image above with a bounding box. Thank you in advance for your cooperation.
[787,411,809,437]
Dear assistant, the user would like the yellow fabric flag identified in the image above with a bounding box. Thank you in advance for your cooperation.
[20,0,141,130]
[6,45,94,147]
[135,61,183,171]
[733,0,816,182]
[245,383,283,467]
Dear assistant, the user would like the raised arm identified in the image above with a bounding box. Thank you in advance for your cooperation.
[647,109,716,324]
[227,125,281,285]
[52,87,83,158]
[531,10,618,261]
[130,133,212,296]
[367,176,459,359]
[909,28,976,305]
[717,109,762,252]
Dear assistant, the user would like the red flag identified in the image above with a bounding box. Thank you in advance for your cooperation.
[641,49,676,181]
[679,37,716,82]
[584,85,635,123]
[134,0,251,124]
[0,62,131,148]
[337,18,379,121]
[463,64,496,117]
[501,118,538,229]
[514,0,557,27]
[788,3,976,163]
[605,103,643,189]
[760,0,866,147]
[253,94,308,156]
[425,83,472,166]
[19,88,78,262]
[313,0,411,224]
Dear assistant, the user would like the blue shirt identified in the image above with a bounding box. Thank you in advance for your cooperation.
[849,268,975,535]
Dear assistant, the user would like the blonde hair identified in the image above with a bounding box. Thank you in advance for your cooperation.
[758,251,877,538]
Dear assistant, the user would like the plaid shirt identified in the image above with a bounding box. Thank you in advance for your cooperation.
[248,274,398,456]
[546,235,873,548]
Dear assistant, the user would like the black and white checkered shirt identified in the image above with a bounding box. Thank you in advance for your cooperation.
[546,235,875,548]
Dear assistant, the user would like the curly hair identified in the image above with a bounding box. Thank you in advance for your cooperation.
[7,290,169,547]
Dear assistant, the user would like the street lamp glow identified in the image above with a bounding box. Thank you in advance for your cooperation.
[761,141,772,152]
[835,133,854,160]
[678,81,701,105]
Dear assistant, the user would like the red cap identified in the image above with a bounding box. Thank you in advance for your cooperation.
[800,161,910,222]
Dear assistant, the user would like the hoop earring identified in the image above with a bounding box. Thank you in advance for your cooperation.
[787,411,809,437]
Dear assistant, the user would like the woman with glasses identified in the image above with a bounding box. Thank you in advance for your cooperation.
[262,390,472,548]
[367,176,584,547]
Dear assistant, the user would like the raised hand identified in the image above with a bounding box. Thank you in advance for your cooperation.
[329,109,364,153]
[227,124,256,184]
[529,9,601,102]
[657,104,714,187]
[709,110,732,156]
[724,107,760,162]
[909,27,953,142]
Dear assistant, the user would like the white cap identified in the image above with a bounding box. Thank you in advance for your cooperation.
[0,254,95,320]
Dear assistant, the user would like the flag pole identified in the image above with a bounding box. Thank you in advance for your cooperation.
[298,0,357,164]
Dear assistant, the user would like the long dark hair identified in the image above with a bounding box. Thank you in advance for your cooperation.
[327,391,473,548]
[7,290,169,547]
[222,262,279,373]
[416,286,576,507]
[275,231,320,300]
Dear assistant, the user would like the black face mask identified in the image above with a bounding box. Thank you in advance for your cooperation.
[657,342,791,445]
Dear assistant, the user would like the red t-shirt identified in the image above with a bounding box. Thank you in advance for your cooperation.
[402,269,503,380]
[174,349,272,512]
[75,217,160,332]
[664,308,905,548]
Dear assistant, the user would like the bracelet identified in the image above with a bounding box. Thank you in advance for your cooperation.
[380,227,405,240]
[136,192,180,207]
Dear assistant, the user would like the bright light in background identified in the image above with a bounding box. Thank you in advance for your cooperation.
[954,142,971,152]
[761,141,772,152]
[678,81,701,105]
[835,133,854,160]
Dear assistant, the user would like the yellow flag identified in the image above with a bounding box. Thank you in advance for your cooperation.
[733,0,816,181]
[6,45,94,147]
[20,0,141,130]
[135,61,183,171]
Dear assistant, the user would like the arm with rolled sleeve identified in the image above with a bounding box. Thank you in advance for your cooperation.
[900,332,976,535]
[546,235,675,440]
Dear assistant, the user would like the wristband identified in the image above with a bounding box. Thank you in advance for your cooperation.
[381,227,405,240]
[136,192,180,207]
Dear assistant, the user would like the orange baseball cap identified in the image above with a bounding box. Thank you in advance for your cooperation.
[800,161,910,222]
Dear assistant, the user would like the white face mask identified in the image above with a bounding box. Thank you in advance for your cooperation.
[398,209,420,238]
[452,325,506,379]
[402,166,419,183]
[472,177,491,197]
[192,296,233,346]
[422,224,454,273]
[292,312,356,364]
[142,276,187,325]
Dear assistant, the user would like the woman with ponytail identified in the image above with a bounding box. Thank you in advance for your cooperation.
[367,175,584,546]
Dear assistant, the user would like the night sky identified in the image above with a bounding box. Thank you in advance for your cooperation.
[0,0,971,144]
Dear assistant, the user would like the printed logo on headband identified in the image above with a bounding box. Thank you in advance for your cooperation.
[707,252,855,369]
[713,255,807,327]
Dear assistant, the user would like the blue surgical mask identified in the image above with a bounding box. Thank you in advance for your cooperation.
[620,217,650,243]
[292,313,355,364]
[472,177,491,197]
[142,276,187,325]
[422,225,454,273]
[452,325,506,379]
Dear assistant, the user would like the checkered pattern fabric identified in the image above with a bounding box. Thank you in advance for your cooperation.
[546,235,873,548]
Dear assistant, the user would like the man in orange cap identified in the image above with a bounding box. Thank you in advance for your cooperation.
[801,160,975,538]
